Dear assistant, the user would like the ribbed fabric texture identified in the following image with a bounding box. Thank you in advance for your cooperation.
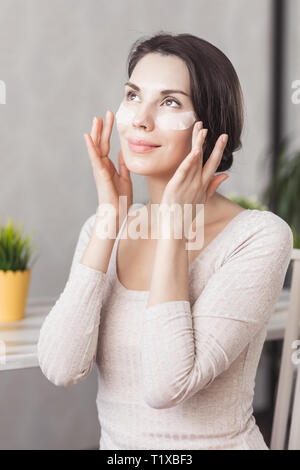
[37,207,294,450]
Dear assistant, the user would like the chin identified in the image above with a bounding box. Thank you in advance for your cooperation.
[126,161,157,175]
[123,156,161,176]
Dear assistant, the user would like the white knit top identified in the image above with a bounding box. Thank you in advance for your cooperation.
[37,207,293,450]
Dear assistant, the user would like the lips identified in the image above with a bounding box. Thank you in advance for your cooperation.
[128,142,161,153]
[128,138,160,147]
[128,138,161,154]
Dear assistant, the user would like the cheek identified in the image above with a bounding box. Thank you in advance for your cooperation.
[156,113,196,156]
[115,101,134,132]
[163,129,194,167]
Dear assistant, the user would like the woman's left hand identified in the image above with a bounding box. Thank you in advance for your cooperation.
[160,121,229,235]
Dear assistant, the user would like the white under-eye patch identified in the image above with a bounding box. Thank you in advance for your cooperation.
[115,101,197,131]
[115,102,135,125]
[156,110,197,130]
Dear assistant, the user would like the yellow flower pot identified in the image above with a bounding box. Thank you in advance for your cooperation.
[0,269,31,322]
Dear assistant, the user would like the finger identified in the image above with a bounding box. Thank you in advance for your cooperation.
[179,123,203,170]
[189,127,207,178]
[91,117,103,149]
[118,149,131,181]
[202,134,228,186]
[95,117,103,149]
[183,120,202,169]
[91,117,98,145]
[179,126,207,182]
[100,110,114,157]
[191,121,203,149]
[84,133,103,171]
[169,122,204,189]
[205,173,229,202]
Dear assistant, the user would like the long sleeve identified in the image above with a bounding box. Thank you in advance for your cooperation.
[37,213,108,387]
[141,213,294,409]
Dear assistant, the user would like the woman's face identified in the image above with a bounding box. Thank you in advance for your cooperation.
[116,52,198,177]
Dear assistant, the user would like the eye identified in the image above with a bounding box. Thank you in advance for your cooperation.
[164,97,181,108]
[126,90,140,102]
[125,90,181,108]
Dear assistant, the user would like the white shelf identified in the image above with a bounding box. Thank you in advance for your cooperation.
[0,289,293,372]
[0,298,56,371]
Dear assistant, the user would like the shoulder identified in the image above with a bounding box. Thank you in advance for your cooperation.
[82,211,97,230]
[244,209,293,245]
[76,212,97,243]
[82,212,97,230]
[229,209,294,267]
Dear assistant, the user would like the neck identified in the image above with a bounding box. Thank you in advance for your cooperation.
[142,192,222,233]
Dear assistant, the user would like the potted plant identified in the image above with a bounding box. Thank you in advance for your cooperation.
[0,217,39,322]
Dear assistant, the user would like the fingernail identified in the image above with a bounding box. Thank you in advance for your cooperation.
[222,134,228,143]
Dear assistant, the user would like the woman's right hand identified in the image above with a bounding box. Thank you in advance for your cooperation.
[84,110,133,222]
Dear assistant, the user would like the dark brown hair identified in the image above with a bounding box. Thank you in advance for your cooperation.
[126,32,244,172]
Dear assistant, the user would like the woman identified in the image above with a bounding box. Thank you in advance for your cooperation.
[37,33,293,450]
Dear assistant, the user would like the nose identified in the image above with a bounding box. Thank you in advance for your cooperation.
[132,105,155,131]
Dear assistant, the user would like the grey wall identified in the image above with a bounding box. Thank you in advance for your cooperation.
[0,0,281,450]
[0,0,273,300]
[0,366,100,450]
[284,0,300,152]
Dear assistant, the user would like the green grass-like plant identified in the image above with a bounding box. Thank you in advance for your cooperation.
[226,189,299,249]
[262,137,300,230]
[0,217,39,272]
[260,136,300,249]
[226,193,269,211]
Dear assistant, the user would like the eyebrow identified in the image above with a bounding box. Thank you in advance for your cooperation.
[124,81,190,97]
